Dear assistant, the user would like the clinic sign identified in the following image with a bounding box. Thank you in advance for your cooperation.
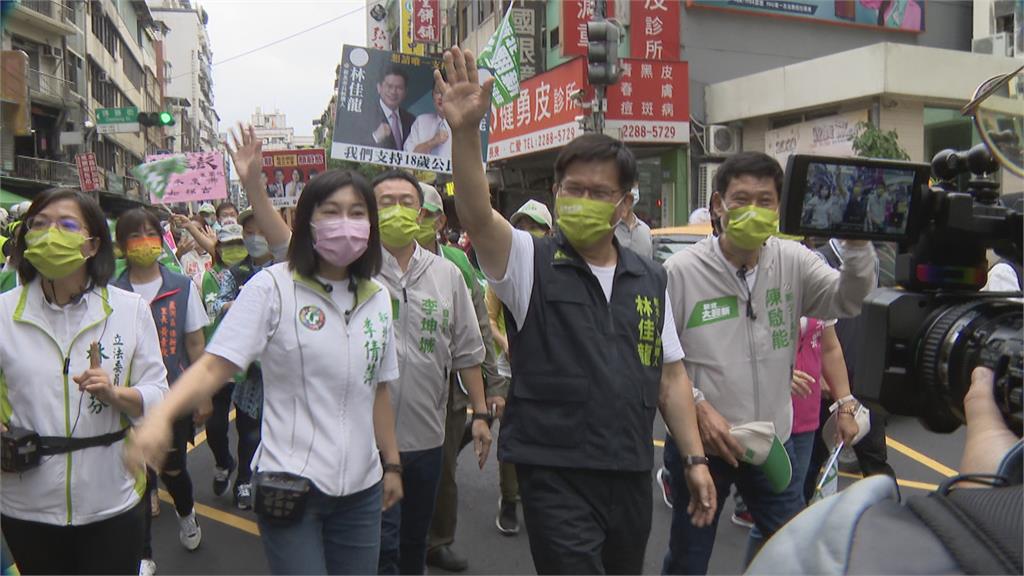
[631,0,681,61]
[487,58,587,161]
[604,59,689,144]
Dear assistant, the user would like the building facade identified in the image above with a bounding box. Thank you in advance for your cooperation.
[343,1,1018,227]
[1,0,172,205]
[149,0,218,154]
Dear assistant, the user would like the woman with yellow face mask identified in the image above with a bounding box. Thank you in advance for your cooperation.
[0,189,169,574]
[112,208,212,576]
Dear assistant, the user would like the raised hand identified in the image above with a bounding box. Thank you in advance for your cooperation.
[434,46,494,133]
[226,123,264,190]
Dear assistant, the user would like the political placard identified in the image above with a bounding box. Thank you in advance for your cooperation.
[331,45,489,174]
[137,151,227,205]
[261,149,327,208]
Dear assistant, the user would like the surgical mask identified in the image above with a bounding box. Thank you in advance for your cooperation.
[379,205,421,248]
[555,196,621,250]
[724,205,779,251]
[244,234,270,259]
[415,215,439,246]
[528,229,546,239]
[313,217,370,267]
[220,245,248,267]
[204,216,216,227]
[24,227,90,280]
[126,236,163,268]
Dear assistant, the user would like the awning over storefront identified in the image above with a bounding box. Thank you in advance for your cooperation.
[0,188,31,209]
[704,43,1021,124]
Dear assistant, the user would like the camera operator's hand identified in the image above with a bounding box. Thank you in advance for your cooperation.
[696,401,744,468]
[960,366,1018,476]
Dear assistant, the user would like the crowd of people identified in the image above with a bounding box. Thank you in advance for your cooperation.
[800,165,912,234]
[0,45,1019,576]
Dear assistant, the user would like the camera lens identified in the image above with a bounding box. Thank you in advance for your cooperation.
[916,298,1023,434]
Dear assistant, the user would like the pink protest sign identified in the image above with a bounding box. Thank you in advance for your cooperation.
[144,151,227,205]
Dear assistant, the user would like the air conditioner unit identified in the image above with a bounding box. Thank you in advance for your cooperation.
[706,125,740,156]
[42,45,64,59]
[696,162,721,212]
[972,32,1012,57]
[99,72,110,83]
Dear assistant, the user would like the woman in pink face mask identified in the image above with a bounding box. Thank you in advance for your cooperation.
[127,170,404,574]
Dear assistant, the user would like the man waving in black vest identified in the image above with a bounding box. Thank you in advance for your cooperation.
[439,47,715,574]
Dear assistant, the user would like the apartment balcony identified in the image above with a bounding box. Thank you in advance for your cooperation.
[11,1,78,36]
[9,155,78,186]
[28,68,77,106]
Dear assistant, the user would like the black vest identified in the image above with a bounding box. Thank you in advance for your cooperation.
[112,264,193,383]
[498,233,667,471]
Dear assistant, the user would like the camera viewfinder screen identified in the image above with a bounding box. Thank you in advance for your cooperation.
[800,161,916,235]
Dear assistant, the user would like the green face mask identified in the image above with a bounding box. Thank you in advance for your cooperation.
[220,245,248,267]
[724,205,779,251]
[24,227,90,280]
[415,215,438,246]
[555,196,619,250]
[528,229,547,239]
[379,205,421,248]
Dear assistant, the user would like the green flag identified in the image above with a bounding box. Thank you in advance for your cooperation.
[131,156,188,199]
[476,3,520,108]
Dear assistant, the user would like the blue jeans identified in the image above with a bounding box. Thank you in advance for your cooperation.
[379,446,444,575]
[661,435,805,575]
[749,430,815,541]
[258,481,382,575]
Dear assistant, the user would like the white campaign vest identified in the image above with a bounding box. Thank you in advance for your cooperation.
[0,282,163,525]
[256,264,394,497]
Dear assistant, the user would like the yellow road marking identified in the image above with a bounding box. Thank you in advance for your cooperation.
[157,489,260,536]
[156,409,263,536]
[838,471,938,492]
[885,436,958,478]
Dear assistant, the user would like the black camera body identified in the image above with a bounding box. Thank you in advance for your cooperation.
[781,146,1023,434]
[857,290,1022,434]
[2,425,42,473]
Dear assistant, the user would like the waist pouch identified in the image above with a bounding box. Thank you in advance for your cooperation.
[252,471,311,525]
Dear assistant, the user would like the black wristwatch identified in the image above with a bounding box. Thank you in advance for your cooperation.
[472,412,493,425]
[683,455,710,467]
[382,462,403,475]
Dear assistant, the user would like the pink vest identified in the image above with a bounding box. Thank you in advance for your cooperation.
[791,317,825,434]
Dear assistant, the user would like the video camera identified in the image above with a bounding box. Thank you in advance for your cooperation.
[779,92,1023,435]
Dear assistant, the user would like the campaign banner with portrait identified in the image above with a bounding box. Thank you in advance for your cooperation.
[331,45,490,174]
[261,149,326,208]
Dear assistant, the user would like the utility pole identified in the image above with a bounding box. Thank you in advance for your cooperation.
[586,0,621,136]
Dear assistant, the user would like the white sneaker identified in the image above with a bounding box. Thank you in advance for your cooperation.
[177,509,202,551]
[139,558,157,576]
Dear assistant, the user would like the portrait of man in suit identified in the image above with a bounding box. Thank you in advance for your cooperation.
[360,65,416,151]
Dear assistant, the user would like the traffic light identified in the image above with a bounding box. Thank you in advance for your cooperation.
[587,19,621,86]
[138,111,176,127]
